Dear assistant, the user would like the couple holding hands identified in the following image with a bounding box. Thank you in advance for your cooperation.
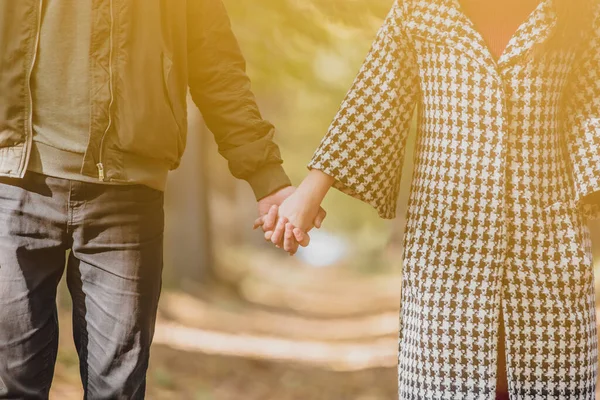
[1,0,600,398]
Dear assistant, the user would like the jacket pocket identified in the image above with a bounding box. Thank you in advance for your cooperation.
[161,51,185,161]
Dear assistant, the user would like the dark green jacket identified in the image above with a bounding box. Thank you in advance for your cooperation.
[0,0,291,199]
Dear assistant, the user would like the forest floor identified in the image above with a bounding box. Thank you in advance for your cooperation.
[52,333,397,400]
[49,248,600,399]
[50,249,402,400]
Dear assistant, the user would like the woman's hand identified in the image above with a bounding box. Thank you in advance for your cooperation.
[275,190,325,254]
[254,169,334,255]
[254,195,324,255]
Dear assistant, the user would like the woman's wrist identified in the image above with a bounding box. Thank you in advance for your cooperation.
[297,168,334,208]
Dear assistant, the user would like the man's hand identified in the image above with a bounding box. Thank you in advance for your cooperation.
[254,185,326,255]
[255,186,306,254]
[256,185,297,218]
[271,185,326,252]
[254,186,301,253]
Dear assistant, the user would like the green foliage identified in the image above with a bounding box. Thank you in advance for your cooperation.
[194,386,214,400]
[153,367,177,390]
[223,0,403,235]
[57,349,79,369]
[223,0,393,87]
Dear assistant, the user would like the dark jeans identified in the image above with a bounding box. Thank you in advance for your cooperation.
[0,172,165,399]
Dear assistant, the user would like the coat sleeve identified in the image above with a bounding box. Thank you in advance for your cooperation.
[186,0,291,201]
[307,0,420,219]
[562,9,600,219]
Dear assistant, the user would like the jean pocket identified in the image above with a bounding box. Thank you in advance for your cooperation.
[0,179,29,216]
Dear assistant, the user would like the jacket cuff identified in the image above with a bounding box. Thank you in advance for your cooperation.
[246,164,292,201]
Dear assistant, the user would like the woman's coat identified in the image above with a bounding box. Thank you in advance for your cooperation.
[308,0,600,398]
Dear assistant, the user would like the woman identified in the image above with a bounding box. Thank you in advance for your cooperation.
[259,0,600,398]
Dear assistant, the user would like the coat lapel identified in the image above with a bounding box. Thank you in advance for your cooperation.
[405,0,558,74]
[405,0,498,75]
[496,0,558,70]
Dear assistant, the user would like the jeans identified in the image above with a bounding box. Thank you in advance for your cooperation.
[0,171,165,399]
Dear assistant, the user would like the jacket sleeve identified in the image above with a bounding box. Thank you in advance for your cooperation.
[186,0,291,200]
[307,0,420,219]
[562,9,600,219]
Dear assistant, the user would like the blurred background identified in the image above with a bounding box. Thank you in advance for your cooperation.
[50,0,600,399]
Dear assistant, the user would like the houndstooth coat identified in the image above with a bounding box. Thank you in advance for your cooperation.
[308,0,600,398]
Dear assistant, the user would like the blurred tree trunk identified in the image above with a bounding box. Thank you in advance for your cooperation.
[163,95,213,288]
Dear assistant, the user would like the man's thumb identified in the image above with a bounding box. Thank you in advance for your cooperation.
[293,228,311,247]
[314,208,327,228]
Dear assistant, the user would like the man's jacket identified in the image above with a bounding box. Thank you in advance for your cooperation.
[0,0,291,199]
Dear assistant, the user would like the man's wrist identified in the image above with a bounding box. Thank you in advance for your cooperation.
[247,164,292,201]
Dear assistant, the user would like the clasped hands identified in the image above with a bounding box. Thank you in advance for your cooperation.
[254,185,326,255]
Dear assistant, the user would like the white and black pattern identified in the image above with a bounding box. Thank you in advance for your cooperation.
[307,1,421,220]
[308,0,600,398]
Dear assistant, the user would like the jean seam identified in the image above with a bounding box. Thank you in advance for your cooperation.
[67,180,74,235]
[41,322,59,395]
[74,294,89,397]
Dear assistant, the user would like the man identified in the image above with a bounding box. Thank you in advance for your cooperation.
[0,0,323,398]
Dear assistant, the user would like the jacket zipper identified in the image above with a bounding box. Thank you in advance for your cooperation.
[96,0,115,181]
[23,0,44,177]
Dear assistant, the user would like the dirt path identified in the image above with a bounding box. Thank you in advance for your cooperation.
[51,328,398,400]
